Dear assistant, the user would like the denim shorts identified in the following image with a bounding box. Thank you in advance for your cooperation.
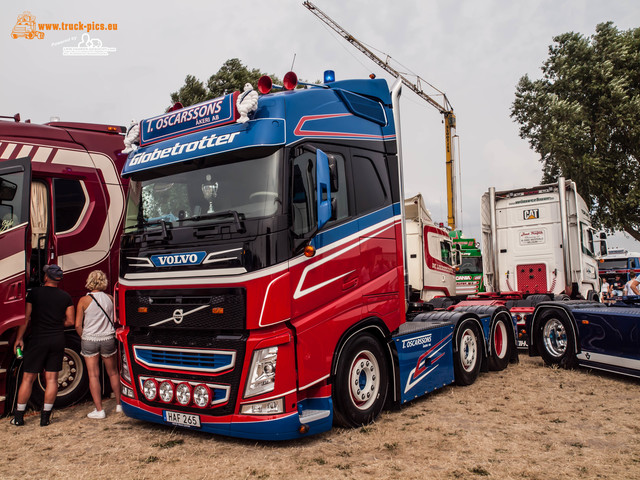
[81,336,117,358]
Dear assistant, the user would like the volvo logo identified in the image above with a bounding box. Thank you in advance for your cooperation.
[150,251,206,267]
[149,305,209,327]
[172,309,184,324]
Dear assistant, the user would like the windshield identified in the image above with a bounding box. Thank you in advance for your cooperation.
[124,152,282,231]
[459,256,483,274]
[601,259,628,270]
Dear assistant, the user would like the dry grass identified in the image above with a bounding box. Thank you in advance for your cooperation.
[1,355,639,480]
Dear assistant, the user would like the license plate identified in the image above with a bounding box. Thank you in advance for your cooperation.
[163,410,201,428]
[518,340,528,348]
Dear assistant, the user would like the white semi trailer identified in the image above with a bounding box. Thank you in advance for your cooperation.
[405,194,459,302]
[481,177,606,301]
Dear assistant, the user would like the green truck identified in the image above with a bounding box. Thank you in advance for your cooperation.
[449,230,485,295]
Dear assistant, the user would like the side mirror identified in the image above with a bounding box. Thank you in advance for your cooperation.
[599,232,608,257]
[328,155,339,191]
[316,149,332,230]
[454,244,462,267]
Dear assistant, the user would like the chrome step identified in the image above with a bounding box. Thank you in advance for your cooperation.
[299,409,330,423]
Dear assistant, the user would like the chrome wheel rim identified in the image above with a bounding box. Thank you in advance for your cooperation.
[348,350,380,410]
[460,328,478,372]
[543,318,567,357]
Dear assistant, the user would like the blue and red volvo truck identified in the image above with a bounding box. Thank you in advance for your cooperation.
[116,72,518,440]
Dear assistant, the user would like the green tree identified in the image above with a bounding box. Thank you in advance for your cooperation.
[511,22,640,241]
[169,58,282,109]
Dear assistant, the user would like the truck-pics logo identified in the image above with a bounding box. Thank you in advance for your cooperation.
[523,208,539,220]
[150,251,206,267]
[11,12,44,39]
[11,11,118,40]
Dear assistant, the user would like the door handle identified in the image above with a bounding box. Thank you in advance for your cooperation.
[343,277,358,290]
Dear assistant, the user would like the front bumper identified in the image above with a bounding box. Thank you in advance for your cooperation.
[120,396,333,441]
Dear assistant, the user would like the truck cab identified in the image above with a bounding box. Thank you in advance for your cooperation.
[481,178,605,301]
[0,118,127,413]
[405,194,458,302]
[599,248,640,288]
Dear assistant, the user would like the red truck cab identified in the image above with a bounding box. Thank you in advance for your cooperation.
[0,117,128,413]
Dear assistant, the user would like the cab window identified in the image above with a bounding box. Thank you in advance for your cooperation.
[441,240,453,265]
[54,178,87,233]
[291,149,348,236]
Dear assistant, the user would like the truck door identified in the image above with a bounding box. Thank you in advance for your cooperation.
[29,179,52,286]
[0,157,31,333]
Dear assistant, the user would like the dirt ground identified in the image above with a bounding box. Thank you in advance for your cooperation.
[1,354,639,480]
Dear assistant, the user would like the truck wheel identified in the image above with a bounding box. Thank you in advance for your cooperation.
[454,320,483,386]
[333,333,388,428]
[586,290,599,302]
[535,312,577,369]
[30,335,89,408]
[554,294,570,301]
[488,314,512,371]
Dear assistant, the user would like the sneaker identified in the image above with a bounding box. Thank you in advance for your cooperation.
[87,409,106,419]
[115,404,123,413]
[40,409,53,427]
[11,410,25,426]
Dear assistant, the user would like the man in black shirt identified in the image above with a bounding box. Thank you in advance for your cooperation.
[12,264,75,426]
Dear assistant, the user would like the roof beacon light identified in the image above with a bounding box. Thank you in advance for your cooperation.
[323,70,335,83]
[258,75,273,94]
[283,71,298,90]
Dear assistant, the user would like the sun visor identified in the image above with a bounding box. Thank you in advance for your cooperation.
[122,118,285,177]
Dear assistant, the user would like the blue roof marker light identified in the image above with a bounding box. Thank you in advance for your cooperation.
[323,70,335,83]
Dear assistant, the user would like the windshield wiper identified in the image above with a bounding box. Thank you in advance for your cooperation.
[124,219,162,231]
[124,218,172,242]
[190,210,246,236]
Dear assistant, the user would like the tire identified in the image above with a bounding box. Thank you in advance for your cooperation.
[487,313,512,371]
[333,333,389,428]
[453,320,483,386]
[554,294,570,301]
[535,311,577,369]
[586,290,599,302]
[30,334,89,408]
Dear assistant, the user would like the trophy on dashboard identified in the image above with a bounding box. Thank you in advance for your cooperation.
[201,179,218,214]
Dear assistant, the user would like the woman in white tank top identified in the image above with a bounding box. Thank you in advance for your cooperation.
[75,270,121,419]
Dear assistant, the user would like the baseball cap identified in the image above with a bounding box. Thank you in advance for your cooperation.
[43,264,63,281]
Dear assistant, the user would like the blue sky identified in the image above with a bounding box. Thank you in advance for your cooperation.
[3,0,639,251]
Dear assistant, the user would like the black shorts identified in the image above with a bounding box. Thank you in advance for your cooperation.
[22,335,65,373]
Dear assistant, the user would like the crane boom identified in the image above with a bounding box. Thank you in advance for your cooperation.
[303,0,458,230]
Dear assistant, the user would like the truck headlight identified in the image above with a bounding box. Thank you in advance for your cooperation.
[120,347,132,384]
[244,346,278,398]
